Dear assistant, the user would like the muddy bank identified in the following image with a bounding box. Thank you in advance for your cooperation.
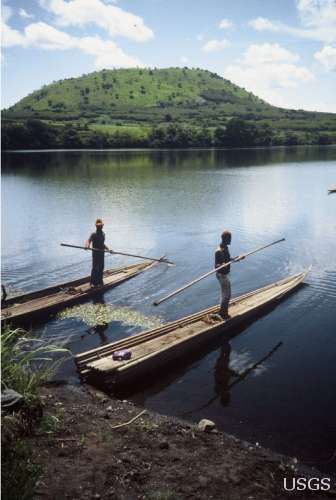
[25,383,335,500]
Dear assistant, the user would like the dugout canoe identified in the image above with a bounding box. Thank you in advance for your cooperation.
[76,270,308,389]
[1,259,161,325]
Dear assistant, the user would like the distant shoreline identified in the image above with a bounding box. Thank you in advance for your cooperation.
[3,144,336,154]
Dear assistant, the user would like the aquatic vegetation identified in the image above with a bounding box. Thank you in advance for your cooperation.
[58,303,163,329]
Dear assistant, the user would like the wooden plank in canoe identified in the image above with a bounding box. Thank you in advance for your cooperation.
[76,270,307,387]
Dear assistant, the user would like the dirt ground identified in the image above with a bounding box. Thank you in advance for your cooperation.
[29,383,335,500]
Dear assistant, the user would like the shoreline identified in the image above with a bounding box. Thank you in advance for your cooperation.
[2,144,336,154]
[28,382,335,499]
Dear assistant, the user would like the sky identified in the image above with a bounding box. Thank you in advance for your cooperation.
[1,0,336,111]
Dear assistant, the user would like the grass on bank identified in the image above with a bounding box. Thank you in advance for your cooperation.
[1,326,69,402]
[1,326,70,500]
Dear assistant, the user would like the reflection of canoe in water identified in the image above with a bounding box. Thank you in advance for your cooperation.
[76,270,308,388]
[328,188,336,194]
[1,259,160,325]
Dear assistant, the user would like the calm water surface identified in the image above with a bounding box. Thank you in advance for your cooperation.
[2,147,336,470]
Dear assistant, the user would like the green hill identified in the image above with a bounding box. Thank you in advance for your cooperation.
[2,67,336,149]
[8,67,269,116]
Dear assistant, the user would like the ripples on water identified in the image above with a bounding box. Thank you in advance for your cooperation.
[2,147,336,471]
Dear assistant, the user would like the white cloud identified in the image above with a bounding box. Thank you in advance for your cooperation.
[219,19,233,30]
[24,22,74,50]
[248,17,279,32]
[224,43,314,107]
[2,3,13,23]
[202,39,230,52]
[314,45,336,71]
[19,8,34,19]
[242,43,299,65]
[249,0,336,43]
[76,36,142,68]
[248,16,317,40]
[1,0,150,68]
[1,20,143,68]
[297,0,336,36]
[1,16,26,47]
[225,61,313,92]
[39,0,154,42]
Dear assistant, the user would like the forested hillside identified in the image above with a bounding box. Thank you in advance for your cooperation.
[3,67,336,149]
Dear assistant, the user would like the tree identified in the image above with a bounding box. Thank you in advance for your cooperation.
[148,126,166,147]
[284,133,299,146]
[26,119,57,148]
[317,134,332,145]
[86,132,108,148]
[61,126,82,148]
[195,127,212,147]
[223,118,257,147]
[214,127,226,146]
[256,123,274,146]
[1,124,30,149]
[1,119,59,149]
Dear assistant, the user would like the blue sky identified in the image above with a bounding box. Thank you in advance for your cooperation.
[1,0,336,111]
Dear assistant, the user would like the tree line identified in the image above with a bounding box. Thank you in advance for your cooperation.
[2,118,334,150]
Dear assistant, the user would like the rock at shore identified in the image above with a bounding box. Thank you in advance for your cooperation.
[198,418,216,432]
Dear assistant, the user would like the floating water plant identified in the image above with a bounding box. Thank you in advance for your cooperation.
[58,303,163,329]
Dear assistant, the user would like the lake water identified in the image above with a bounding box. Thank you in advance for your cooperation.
[2,147,336,471]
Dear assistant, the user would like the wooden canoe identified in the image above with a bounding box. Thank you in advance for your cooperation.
[1,259,161,325]
[76,270,307,389]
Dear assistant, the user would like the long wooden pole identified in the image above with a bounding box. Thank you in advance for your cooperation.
[60,243,175,265]
[153,238,285,306]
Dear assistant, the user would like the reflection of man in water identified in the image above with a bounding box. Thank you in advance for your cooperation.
[214,342,237,406]
[83,295,110,345]
[85,218,110,288]
[88,323,109,345]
